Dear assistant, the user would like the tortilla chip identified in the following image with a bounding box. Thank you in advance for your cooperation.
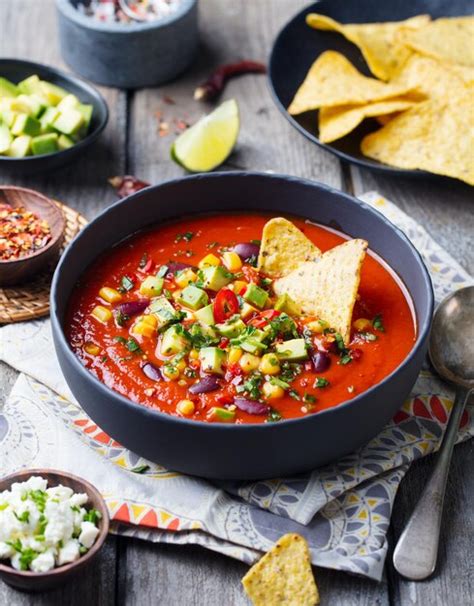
[274,239,368,344]
[361,93,474,185]
[258,218,322,278]
[287,51,423,115]
[242,534,319,606]
[319,96,419,143]
[376,112,402,126]
[306,13,431,80]
[397,16,474,67]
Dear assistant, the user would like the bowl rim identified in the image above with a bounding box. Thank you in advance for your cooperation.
[0,185,66,266]
[51,171,434,431]
[56,0,197,33]
[0,58,109,163]
[0,468,109,578]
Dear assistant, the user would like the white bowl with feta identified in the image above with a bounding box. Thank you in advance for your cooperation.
[0,470,108,591]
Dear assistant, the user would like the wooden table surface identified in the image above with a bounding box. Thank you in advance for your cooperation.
[1,1,473,604]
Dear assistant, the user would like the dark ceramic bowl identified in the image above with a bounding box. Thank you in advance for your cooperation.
[268,0,471,178]
[56,0,198,89]
[51,173,433,480]
[0,59,108,174]
[0,469,109,592]
[0,186,65,286]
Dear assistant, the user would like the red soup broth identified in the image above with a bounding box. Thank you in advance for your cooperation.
[66,213,416,424]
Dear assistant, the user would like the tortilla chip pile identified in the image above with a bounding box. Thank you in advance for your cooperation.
[258,218,366,345]
[288,14,474,185]
[242,533,319,606]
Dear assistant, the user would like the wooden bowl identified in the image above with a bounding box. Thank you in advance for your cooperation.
[0,186,65,286]
[0,469,109,592]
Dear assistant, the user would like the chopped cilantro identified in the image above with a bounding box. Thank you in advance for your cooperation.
[340,354,353,365]
[303,393,316,403]
[314,377,330,388]
[267,408,282,423]
[239,373,263,400]
[130,465,150,474]
[334,333,346,352]
[175,231,195,243]
[288,388,300,401]
[114,336,142,354]
[269,377,290,390]
[115,310,129,327]
[372,314,385,332]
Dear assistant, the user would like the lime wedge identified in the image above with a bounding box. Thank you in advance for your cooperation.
[171,99,239,172]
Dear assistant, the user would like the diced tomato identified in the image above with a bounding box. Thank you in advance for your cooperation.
[219,337,230,349]
[217,394,234,406]
[226,363,243,377]
[142,258,155,273]
[249,309,281,328]
[214,288,239,323]
[351,348,363,361]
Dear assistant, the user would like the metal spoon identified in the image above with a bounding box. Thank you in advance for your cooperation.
[393,285,474,580]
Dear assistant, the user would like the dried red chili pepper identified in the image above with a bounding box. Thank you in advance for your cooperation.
[194,60,267,102]
[108,176,150,199]
[0,204,51,261]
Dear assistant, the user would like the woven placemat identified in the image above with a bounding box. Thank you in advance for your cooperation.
[0,202,88,324]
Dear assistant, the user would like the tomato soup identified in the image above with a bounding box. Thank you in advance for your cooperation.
[66,213,416,424]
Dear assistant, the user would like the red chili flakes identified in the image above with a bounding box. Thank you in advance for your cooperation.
[0,203,52,261]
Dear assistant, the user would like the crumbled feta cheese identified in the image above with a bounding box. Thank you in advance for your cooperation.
[0,541,13,559]
[57,539,80,566]
[47,485,74,502]
[69,493,88,508]
[30,549,55,573]
[79,521,100,549]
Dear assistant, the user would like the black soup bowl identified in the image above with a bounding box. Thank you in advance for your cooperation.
[51,173,433,480]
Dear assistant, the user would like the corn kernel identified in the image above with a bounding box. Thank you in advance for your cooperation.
[141,314,158,328]
[132,322,155,338]
[239,353,261,373]
[175,269,198,289]
[172,289,182,301]
[91,305,112,324]
[99,287,122,304]
[173,358,187,371]
[306,319,329,334]
[259,353,281,375]
[198,253,220,268]
[189,349,199,360]
[163,365,180,380]
[83,342,100,356]
[353,318,372,332]
[222,251,242,272]
[176,399,195,416]
[234,280,248,295]
[262,382,285,400]
[228,347,243,365]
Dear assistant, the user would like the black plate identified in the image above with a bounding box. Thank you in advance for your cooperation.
[269,0,471,178]
[0,59,109,174]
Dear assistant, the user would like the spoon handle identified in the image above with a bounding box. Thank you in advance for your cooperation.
[393,385,472,580]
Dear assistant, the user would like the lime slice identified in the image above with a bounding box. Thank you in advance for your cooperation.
[171,99,239,172]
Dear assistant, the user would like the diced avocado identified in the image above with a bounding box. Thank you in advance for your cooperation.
[161,325,189,356]
[216,317,246,338]
[199,347,226,375]
[0,123,12,154]
[0,77,19,98]
[7,135,32,158]
[77,103,93,132]
[58,134,74,150]
[199,265,233,291]
[57,94,80,111]
[178,285,209,310]
[243,283,269,309]
[274,294,301,315]
[1,109,17,128]
[240,338,267,354]
[209,407,235,422]
[11,113,41,137]
[275,338,308,361]
[149,296,177,329]
[17,75,41,95]
[190,321,218,343]
[140,275,164,297]
[40,81,69,106]
[194,303,215,326]
[31,133,59,155]
[53,108,84,136]
[10,94,44,118]
[40,107,60,133]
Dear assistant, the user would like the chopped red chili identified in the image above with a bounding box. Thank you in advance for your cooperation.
[213,288,239,323]
[193,61,267,102]
[0,203,52,261]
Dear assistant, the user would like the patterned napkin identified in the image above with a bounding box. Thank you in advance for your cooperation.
[1,192,472,581]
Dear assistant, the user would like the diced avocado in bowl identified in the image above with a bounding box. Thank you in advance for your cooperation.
[275,338,308,361]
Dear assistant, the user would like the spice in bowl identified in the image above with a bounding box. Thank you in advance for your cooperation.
[0,203,52,261]
[77,0,182,24]
[0,476,102,573]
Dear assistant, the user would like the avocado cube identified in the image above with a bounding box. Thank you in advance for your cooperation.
[243,283,269,309]
[58,134,75,151]
[10,94,44,118]
[216,317,246,338]
[7,135,32,158]
[1,109,17,128]
[194,303,215,326]
[161,325,189,356]
[209,407,236,422]
[199,265,232,291]
[275,338,308,361]
[77,103,93,131]
[139,276,164,297]
[149,296,177,329]
[179,285,209,310]
[53,108,84,136]
[57,94,80,111]
[0,77,19,98]
[190,322,218,344]
[39,81,68,106]
[40,107,60,133]
[0,123,12,154]
[31,133,59,156]
[274,294,301,316]
[17,75,41,95]
[11,113,41,137]
[240,338,267,355]
[199,347,226,375]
